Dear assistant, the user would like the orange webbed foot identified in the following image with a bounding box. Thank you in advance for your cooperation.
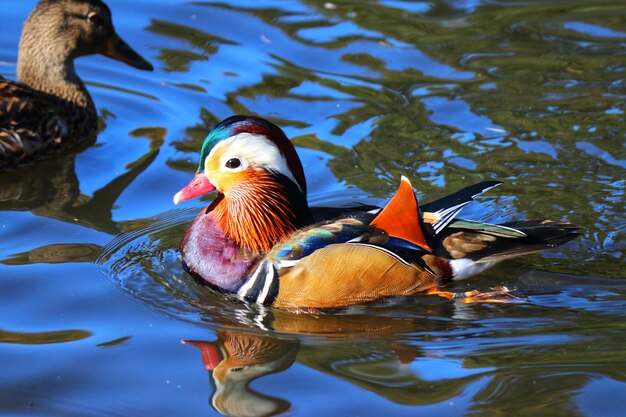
[460,286,526,304]
[426,287,457,300]
[427,286,526,304]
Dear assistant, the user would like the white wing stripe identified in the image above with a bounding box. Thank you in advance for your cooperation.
[350,243,411,266]
[431,183,501,234]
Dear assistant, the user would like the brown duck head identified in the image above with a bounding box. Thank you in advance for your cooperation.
[17,0,152,104]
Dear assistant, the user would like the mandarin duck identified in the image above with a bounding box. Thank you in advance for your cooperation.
[0,0,153,169]
[173,115,579,312]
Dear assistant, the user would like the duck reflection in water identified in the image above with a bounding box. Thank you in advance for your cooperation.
[0,128,162,265]
[183,333,297,417]
[182,308,487,417]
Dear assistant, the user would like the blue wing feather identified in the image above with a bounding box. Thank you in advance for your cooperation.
[269,217,371,262]
[268,212,430,265]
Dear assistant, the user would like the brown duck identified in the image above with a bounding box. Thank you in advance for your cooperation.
[0,0,153,169]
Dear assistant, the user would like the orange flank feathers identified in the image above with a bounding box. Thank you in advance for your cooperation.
[370,176,432,252]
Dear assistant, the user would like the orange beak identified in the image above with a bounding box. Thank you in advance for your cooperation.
[102,33,153,71]
[173,173,216,205]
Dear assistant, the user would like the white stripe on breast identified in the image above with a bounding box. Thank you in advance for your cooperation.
[256,261,277,304]
[237,262,264,299]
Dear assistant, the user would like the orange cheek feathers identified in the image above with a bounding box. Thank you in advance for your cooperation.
[208,170,252,195]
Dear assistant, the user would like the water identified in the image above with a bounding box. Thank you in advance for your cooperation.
[1,0,625,416]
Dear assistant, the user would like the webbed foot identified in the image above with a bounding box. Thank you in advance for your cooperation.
[460,286,525,304]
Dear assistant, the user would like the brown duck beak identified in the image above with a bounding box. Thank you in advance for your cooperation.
[102,33,153,71]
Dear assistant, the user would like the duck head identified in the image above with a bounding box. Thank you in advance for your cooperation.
[18,0,152,97]
[174,115,311,254]
[183,333,297,417]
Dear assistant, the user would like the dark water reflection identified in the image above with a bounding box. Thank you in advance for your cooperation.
[182,324,626,417]
[178,292,626,417]
[1,0,625,416]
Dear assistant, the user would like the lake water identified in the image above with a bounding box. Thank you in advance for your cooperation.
[1,1,625,416]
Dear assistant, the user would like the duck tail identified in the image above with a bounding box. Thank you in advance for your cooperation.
[474,220,580,263]
[438,219,579,281]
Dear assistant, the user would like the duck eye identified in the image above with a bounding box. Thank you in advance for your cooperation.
[87,12,102,25]
[225,158,241,169]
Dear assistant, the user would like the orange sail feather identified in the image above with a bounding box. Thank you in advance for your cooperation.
[370,176,432,252]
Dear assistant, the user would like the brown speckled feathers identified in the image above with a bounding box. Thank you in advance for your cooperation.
[0,0,152,169]
[0,76,96,167]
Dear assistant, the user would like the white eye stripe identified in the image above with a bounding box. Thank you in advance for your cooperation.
[207,133,302,192]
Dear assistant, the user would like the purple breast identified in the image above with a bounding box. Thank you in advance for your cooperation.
[180,211,259,293]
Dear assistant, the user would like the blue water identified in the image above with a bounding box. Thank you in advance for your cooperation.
[1,1,625,416]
